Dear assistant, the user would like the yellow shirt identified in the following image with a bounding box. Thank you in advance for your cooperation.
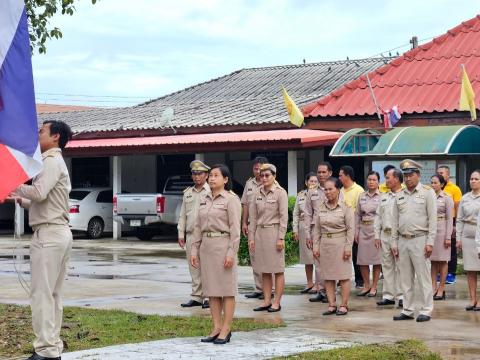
[443,181,462,217]
[341,182,364,211]
[379,182,406,193]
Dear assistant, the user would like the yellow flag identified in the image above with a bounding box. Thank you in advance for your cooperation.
[459,66,477,121]
[282,86,304,127]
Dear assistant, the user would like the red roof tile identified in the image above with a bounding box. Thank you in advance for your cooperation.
[36,104,95,114]
[303,15,480,118]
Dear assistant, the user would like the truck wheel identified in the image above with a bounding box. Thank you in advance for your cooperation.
[87,217,104,239]
[136,228,154,241]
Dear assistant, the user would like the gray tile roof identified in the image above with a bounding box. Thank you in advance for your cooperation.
[39,57,392,135]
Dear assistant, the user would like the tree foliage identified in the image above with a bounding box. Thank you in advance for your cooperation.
[25,0,97,54]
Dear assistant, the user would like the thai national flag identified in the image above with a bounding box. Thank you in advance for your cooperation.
[0,0,42,201]
[383,105,402,129]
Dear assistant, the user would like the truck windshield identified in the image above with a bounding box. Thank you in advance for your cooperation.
[164,177,193,193]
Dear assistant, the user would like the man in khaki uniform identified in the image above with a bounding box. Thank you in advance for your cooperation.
[304,161,332,302]
[392,159,437,322]
[10,120,73,360]
[375,168,403,308]
[178,160,210,308]
[242,156,272,299]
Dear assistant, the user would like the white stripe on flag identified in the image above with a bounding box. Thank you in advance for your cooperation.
[0,0,24,67]
[7,144,42,178]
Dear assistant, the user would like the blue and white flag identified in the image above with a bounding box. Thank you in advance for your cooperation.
[0,0,42,200]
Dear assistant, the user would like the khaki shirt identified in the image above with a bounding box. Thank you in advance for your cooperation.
[15,148,71,227]
[436,191,454,241]
[191,190,241,258]
[312,200,355,253]
[177,182,210,238]
[292,189,307,233]
[374,190,397,240]
[355,190,381,237]
[457,191,480,241]
[391,183,437,247]
[241,177,262,206]
[303,185,325,239]
[248,184,288,240]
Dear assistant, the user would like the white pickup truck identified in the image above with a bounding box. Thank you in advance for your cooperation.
[113,176,191,240]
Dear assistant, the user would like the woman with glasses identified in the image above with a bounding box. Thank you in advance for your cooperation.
[293,172,319,293]
[313,177,355,316]
[190,164,241,344]
[248,163,288,312]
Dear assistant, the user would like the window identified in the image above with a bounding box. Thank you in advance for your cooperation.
[96,190,113,203]
[69,190,91,201]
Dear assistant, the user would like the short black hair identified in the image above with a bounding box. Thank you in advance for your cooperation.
[339,165,355,180]
[390,168,404,183]
[325,176,342,190]
[210,164,232,191]
[317,161,333,172]
[383,164,395,176]
[367,171,380,181]
[438,165,450,173]
[305,171,317,183]
[43,120,72,150]
[252,156,269,165]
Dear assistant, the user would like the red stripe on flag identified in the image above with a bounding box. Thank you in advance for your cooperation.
[0,144,28,201]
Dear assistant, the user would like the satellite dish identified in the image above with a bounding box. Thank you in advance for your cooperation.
[158,107,176,133]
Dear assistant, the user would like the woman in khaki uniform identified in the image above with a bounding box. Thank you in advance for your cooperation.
[457,170,480,311]
[313,177,354,316]
[293,172,318,293]
[430,173,454,300]
[191,164,241,344]
[248,164,288,312]
[355,171,382,297]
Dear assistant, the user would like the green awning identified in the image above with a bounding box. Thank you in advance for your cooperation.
[329,125,480,157]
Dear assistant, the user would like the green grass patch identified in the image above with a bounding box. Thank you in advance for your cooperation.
[0,303,284,357]
[272,339,442,359]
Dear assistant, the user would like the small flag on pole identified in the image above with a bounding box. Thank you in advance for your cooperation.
[282,86,304,127]
[459,65,477,121]
[383,105,401,129]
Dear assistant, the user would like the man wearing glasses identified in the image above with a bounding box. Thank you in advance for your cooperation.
[178,160,211,308]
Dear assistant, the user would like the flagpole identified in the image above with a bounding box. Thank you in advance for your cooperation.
[365,73,383,124]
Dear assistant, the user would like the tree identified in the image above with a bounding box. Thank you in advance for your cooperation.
[26,0,97,54]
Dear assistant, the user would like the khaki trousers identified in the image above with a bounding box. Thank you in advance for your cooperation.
[249,249,263,292]
[30,224,72,358]
[398,235,434,317]
[380,233,402,300]
[186,233,203,302]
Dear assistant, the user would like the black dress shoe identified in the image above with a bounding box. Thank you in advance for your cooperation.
[267,305,281,312]
[300,285,314,294]
[322,306,337,315]
[200,333,219,343]
[202,300,210,309]
[245,292,262,299]
[465,302,477,311]
[213,332,232,344]
[398,299,403,308]
[26,353,60,360]
[181,300,203,307]
[433,292,446,301]
[393,313,414,321]
[309,292,328,303]
[416,315,431,322]
[377,298,395,306]
[357,288,371,297]
[253,304,272,311]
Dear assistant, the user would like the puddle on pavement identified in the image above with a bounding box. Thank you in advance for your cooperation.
[0,254,30,260]
[238,284,305,296]
[450,346,480,355]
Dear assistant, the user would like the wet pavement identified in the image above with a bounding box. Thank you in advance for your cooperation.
[1,236,480,359]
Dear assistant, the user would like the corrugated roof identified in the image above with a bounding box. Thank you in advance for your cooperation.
[39,58,389,135]
[303,15,480,118]
[36,104,95,113]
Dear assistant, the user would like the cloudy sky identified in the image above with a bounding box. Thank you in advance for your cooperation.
[32,0,480,107]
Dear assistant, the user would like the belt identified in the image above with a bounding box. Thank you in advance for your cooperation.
[32,223,67,231]
[322,231,347,239]
[361,220,374,225]
[437,216,445,221]
[400,231,427,239]
[383,228,392,234]
[258,224,279,228]
[463,220,477,225]
[203,231,230,237]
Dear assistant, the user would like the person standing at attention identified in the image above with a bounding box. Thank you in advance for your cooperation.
[178,160,211,309]
[339,165,364,289]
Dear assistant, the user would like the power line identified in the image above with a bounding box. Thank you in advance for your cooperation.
[36,92,151,99]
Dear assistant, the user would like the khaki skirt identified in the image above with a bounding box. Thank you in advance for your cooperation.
[460,223,480,271]
[319,235,352,281]
[255,226,285,273]
[431,219,451,262]
[299,219,314,265]
[357,223,381,265]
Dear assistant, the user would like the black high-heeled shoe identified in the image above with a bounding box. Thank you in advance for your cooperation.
[433,291,446,301]
[213,331,232,345]
[200,333,220,343]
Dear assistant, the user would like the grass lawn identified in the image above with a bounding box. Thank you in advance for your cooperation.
[0,303,284,358]
[272,339,442,360]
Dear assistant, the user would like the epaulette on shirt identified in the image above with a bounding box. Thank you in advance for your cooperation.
[422,185,432,190]
[229,190,239,197]
[183,186,191,193]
